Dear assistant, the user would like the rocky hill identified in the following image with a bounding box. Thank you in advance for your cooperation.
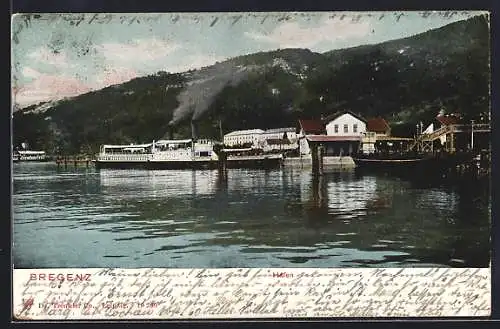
[13,15,489,154]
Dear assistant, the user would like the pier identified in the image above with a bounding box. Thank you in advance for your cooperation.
[306,121,491,179]
[410,123,491,153]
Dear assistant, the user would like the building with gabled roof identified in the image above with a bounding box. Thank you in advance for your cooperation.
[297,111,367,157]
[323,110,367,137]
[366,117,391,136]
[323,110,366,125]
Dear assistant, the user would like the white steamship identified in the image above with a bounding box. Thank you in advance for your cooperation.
[95,139,220,170]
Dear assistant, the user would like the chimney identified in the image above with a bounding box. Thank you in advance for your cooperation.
[168,126,174,140]
[191,121,198,142]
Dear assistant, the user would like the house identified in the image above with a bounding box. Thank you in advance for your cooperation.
[321,111,366,156]
[324,111,367,137]
[223,129,265,148]
[297,111,367,157]
[366,117,390,136]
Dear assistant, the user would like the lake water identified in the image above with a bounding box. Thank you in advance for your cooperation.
[12,162,490,268]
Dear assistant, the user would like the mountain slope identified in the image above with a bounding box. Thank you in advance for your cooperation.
[13,15,489,154]
[318,14,489,123]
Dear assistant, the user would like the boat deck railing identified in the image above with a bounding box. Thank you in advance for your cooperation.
[97,154,153,162]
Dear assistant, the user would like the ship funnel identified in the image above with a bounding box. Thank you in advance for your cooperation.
[191,120,198,142]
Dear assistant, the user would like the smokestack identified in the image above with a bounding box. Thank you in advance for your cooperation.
[191,120,198,142]
[167,122,175,140]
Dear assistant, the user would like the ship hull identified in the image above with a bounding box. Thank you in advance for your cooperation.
[226,155,283,169]
[352,155,448,176]
[353,157,434,169]
[13,158,50,163]
[95,156,283,170]
[95,160,218,170]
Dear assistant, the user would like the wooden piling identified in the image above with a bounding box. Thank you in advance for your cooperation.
[311,143,323,176]
[311,143,319,175]
[318,145,324,175]
[217,150,227,179]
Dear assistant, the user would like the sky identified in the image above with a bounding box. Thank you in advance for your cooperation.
[11,11,486,108]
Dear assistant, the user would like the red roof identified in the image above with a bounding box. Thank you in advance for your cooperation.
[436,114,461,126]
[306,135,361,142]
[366,117,390,133]
[299,119,326,135]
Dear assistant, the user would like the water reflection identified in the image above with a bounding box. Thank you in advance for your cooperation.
[12,163,490,268]
[99,169,219,196]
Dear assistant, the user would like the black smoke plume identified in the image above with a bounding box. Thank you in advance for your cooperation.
[168,63,259,128]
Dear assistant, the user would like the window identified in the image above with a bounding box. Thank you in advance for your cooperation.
[353,124,358,133]
[334,124,339,133]
[344,124,348,133]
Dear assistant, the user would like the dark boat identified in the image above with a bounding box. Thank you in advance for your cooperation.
[226,154,283,169]
[353,152,476,178]
[353,153,432,168]
[352,153,451,177]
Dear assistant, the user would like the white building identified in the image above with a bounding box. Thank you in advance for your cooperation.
[261,127,298,141]
[223,129,265,147]
[324,111,367,137]
[296,111,367,157]
[224,127,299,152]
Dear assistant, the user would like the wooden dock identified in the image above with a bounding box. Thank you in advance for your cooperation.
[410,123,491,153]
